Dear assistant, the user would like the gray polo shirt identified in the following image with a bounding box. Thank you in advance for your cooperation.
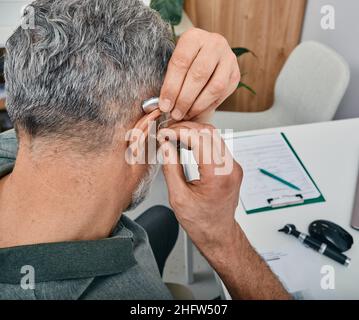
[0,129,172,300]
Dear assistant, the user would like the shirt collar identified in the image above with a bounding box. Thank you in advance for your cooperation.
[0,222,137,284]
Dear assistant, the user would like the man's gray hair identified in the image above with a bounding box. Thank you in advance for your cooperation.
[5,0,174,151]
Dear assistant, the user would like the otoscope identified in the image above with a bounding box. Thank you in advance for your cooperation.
[278,224,351,267]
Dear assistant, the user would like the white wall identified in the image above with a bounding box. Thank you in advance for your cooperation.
[0,1,31,26]
[301,0,359,119]
[0,0,33,47]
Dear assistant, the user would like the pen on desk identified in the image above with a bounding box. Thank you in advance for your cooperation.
[259,168,301,191]
[278,224,351,267]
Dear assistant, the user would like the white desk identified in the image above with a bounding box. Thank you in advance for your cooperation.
[219,118,359,300]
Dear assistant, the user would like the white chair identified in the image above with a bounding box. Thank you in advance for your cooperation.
[213,41,351,131]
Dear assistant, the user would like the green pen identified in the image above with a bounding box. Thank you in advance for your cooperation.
[259,168,301,191]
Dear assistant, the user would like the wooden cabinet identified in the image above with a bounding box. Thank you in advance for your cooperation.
[185,0,307,112]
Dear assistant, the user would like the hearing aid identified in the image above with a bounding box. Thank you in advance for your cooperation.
[142,97,160,114]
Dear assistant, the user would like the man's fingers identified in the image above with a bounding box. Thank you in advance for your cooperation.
[168,121,234,167]
[159,139,188,195]
[160,28,240,121]
[185,54,240,120]
[159,29,205,114]
[158,122,232,180]
[169,44,221,121]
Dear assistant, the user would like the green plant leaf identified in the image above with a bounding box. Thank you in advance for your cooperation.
[151,0,184,26]
[232,47,256,58]
[238,82,256,95]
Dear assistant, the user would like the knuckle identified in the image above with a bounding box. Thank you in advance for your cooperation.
[231,163,244,182]
[231,52,239,62]
[209,80,226,96]
[185,27,203,38]
[211,33,227,46]
[232,69,241,84]
[231,52,238,60]
[190,66,210,82]
[161,87,175,100]
[199,123,216,135]
[231,55,241,74]
[176,96,193,110]
[203,123,216,131]
[169,193,185,209]
[222,171,241,190]
[171,54,191,70]
[174,102,188,114]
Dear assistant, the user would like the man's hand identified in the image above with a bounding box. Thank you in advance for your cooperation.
[159,28,240,122]
[158,122,291,300]
[158,121,241,252]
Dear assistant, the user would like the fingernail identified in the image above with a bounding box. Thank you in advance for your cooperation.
[172,109,182,120]
[159,99,172,112]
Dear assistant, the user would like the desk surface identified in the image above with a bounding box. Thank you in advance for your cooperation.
[221,118,359,300]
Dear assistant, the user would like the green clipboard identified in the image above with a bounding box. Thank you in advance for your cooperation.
[244,133,325,214]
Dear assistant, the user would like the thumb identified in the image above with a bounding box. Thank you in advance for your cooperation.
[159,139,188,194]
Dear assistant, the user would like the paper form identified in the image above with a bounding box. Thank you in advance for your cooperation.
[260,245,313,295]
[225,133,320,212]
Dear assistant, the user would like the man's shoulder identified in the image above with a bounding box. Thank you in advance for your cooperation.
[82,215,172,300]
[0,214,172,300]
[0,129,18,178]
[0,129,18,152]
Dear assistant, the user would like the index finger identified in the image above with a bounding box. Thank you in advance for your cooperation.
[159,29,205,113]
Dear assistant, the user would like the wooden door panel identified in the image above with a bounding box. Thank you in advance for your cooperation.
[185,0,307,112]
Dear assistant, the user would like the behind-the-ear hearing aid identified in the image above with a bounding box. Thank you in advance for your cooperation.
[142,97,160,114]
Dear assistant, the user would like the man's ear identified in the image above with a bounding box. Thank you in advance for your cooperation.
[132,109,162,138]
[125,109,162,165]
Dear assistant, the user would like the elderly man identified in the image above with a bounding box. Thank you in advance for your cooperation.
[0,0,290,300]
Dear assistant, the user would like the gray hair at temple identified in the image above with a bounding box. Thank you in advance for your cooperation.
[4,0,174,152]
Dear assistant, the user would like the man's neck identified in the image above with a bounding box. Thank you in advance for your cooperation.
[0,145,133,248]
